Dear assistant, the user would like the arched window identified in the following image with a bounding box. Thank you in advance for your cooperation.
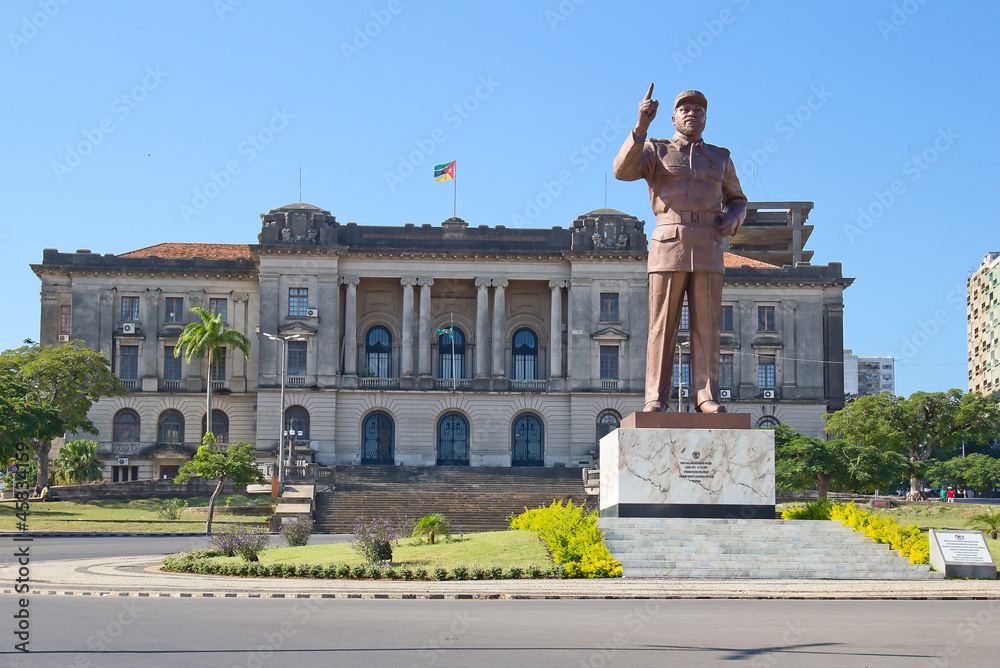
[284,405,310,441]
[362,410,394,465]
[365,326,392,378]
[157,409,184,444]
[201,409,229,444]
[437,412,470,466]
[113,409,140,443]
[511,412,544,466]
[512,328,538,380]
[756,416,780,429]
[596,409,622,442]
[438,327,466,379]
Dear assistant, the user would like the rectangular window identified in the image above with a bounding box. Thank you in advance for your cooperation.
[599,345,619,380]
[164,346,181,381]
[211,348,226,381]
[720,353,734,388]
[60,305,71,334]
[673,353,691,388]
[719,305,733,331]
[758,354,776,388]
[757,306,776,332]
[599,293,619,323]
[680,304,690,331]
[121,296,139,322]
[165,297,184,323]
[120,345,138,380]
[209,298,227,323]
[289,288,309,317]
[160,466,180,481]
[287,341,307,376]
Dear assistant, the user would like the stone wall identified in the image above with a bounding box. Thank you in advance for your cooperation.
[48,480,246,501]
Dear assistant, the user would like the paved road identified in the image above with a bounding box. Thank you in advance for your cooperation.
[0,534,351,563]
[0,598,993,667]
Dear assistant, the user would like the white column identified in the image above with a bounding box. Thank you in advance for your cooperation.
[491,279,507,377]
[475,278,490,378]
[549,280,565,379]
[341,277,359,375]
[417,278,434,376]
[401,278,417,377]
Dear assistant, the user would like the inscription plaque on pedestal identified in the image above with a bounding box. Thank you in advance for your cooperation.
[929,529,997,579]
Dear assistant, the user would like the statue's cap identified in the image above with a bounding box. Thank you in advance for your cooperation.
[674,90,708,110]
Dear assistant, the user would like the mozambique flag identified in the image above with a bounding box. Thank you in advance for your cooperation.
[434,160,456,182]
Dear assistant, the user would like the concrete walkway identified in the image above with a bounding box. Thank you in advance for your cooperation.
[3,555,999,600]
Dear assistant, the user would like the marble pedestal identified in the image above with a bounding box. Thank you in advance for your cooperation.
[599,413,775,519]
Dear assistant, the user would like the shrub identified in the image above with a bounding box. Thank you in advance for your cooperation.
[412,513,452,545]
[414,567,429,580]
[352,519,401,565]
[350,564,367,579]
[368,565,384,579]
[781,499,833,521]
[969,509,1000,539]
[433,567,449,581]
[830,502,929,564]
[210,523,269,560]
[451,565,469,580]
[323,565,340,579]
[469,564,487,580]
[399,566,414,580]
[509,500,623,578]
[505,566,524,579]
[336,564,352,578]
[280,517,314,547]
[487,565,503,580]
[155,498,189,520]
[526,564,543,578]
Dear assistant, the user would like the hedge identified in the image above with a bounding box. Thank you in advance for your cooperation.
[508,500,622,578]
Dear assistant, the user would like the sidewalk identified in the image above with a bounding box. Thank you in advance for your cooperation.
[3,555,999,600]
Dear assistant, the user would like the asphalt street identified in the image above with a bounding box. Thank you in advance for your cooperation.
[2,597,996,668]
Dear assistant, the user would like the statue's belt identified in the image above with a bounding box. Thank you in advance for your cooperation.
[655,211,721,226]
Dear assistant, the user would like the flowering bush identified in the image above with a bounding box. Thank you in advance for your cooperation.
[509,500,622,578]
[829,502,929,564]
[280,517,314,547]
[209,523,270,562]
[351,518,401,565]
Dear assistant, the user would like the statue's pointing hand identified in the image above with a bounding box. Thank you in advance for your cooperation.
[636,83,658,135]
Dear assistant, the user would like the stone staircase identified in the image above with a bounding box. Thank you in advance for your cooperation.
[599,517,944,579]
[315,466,589,534]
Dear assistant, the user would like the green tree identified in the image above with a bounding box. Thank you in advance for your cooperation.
[0,341,125,491]
[825,390,1000,497]
[174,308,252,442]
[174,433,265,534]
[412,513,452,544]
[52,439,104,484]
[0,374,62,470]
[926,454,1000,496]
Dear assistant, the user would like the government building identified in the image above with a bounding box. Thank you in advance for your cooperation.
[32,201,852,481]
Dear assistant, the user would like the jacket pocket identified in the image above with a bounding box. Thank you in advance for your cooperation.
[652,225,680,242]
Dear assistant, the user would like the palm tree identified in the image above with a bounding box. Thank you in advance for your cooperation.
[174,307,251,446]
[52,439,104,484]
[412,513,452,545]
[969,509,1000,539]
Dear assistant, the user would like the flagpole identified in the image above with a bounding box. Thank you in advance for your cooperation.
[453,172,457,218]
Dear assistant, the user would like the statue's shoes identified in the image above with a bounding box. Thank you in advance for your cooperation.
[696,400,727,413]
[642,401,666,412]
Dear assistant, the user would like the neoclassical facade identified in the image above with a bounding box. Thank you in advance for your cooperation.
[32,202,852,480]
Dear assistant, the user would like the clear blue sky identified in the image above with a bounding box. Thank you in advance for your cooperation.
[3,0,997,397]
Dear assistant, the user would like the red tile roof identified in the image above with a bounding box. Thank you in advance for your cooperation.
[119,243,251,260]
[724,252,779,269]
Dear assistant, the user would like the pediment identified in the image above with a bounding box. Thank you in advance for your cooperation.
[278,323,318,337]
[592,326,628,341]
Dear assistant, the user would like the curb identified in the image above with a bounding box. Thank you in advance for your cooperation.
[0,532,209,538]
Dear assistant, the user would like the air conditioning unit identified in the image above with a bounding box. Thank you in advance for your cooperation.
[117,458,129,466]
[680,388,690,398]
[762,389,776,399]
[122,322,136,334]
[720,389,732,399]
[57,334,70,342]
[306,308,318,318]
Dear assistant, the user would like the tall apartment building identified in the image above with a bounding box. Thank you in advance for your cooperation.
[843,349,895,396]
[32,202,852,481]
[968,251,1000,397]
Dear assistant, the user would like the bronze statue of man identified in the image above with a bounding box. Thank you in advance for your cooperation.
[613,84,747,413]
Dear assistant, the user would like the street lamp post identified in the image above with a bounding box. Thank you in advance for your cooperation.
[261,332,304,491]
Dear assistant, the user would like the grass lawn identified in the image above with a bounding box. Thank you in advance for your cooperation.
[0,495,271,532]
[204,530,552,570]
